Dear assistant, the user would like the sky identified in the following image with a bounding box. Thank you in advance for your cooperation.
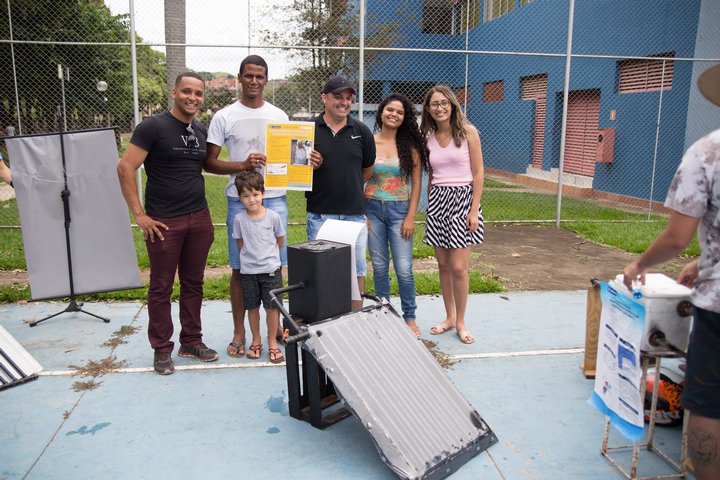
[105,0,295,78]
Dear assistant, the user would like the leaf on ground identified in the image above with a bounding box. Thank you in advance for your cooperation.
[421,339,458,370]
[72,380,102,392]
[68,356,127,378]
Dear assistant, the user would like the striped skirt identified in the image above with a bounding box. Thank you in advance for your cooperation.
[423,184,484,248]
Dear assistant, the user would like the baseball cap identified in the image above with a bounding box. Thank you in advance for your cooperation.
[322,75,356,95]
[698,64,720,107]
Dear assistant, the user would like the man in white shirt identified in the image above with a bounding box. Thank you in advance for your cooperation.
[205,55,289,358]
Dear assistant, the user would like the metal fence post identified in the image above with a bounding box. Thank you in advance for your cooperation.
[555,0,575,227]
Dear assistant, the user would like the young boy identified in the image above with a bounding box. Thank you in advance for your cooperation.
[232,170,285,363]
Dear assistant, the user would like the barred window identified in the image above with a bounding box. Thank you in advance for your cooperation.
[422,0,454,34]
[483,80,504,103]
[423,0,479,34]
[617,52,674,93]
[484,0,514,22]
[521,74,547,100]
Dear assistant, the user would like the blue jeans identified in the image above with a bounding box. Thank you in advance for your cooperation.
[365,199,416,320]
[306,212,367,276]
[227,195,288,269]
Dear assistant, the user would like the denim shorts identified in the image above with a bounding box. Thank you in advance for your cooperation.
[242,268,283,310]
[681,306,720,419]
[306,212,367,276]
[227,195,288,269]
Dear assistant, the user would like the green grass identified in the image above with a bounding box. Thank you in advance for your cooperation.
[366,269,503,296]
[565,220,700,256]
[0,268,504,303]
[484,179,521,189]
[0,227,26,269]
[483,190,650,222]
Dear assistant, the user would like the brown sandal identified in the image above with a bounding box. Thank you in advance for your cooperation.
[227,340,246,358]
[247,344,262,359]
[268,347,285,364]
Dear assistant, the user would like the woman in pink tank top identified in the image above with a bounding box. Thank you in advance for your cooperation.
[420,85,485,345]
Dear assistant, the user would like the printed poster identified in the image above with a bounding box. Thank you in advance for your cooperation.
[265,121,315,191]
[588,281,646,441]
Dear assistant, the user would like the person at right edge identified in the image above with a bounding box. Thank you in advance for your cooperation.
[421,85,484,345]
[623,64,720,480]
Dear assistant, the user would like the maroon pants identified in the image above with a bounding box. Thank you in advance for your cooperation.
[145,208,214,352]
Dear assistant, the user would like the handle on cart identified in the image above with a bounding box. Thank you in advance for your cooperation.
[269,283,311,344]
[361,292,382,303]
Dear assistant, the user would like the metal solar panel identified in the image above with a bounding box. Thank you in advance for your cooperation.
[302,303,497,479]
[0,325,42,390]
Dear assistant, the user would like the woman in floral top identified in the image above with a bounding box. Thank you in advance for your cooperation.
[365,93,429,336]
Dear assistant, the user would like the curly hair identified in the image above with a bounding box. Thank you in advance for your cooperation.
[420,85,469,147]
[374,92,429,183]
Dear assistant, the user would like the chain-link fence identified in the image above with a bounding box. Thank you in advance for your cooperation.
[1,0,718,229]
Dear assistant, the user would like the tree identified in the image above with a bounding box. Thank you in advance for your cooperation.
[259,0,403,116]
[0,1,166,134]
[164,0,186,108]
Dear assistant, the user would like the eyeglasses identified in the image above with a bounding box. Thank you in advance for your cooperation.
[186,124,196,143]
[429,100,451,110]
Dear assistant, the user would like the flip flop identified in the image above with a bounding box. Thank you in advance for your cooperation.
[227,340,245,358]
[268,347,285,364]
[430,323,455,335]
[247,344,263,359]
[458,330,475,344]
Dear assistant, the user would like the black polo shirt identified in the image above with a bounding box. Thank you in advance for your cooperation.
[306,113,375,214]
[130,110,208,218]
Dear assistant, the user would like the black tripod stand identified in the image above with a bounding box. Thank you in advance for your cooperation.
[29,74,110,327]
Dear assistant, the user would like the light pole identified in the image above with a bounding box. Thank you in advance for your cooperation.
[96,80,109,127]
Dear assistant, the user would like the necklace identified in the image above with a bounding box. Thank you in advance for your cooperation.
[435,131,452,145]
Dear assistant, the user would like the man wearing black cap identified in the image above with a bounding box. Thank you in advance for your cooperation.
[623,63,720,480]
[305,75,376,310]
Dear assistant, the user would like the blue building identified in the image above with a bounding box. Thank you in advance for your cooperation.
[362,0,719,203]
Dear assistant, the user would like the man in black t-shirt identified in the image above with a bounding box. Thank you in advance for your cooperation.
[117,72,219,375]
[305,75,376,310]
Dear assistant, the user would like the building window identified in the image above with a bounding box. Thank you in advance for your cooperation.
[521,74,547,100]
[423,0,453,34]
[455,85,472,105]
[617,52,674,93]
[423,0,479,34]
[364,80,385,104]
[484,0,514,22]
[391,81,436,105]
[483,80,504,103]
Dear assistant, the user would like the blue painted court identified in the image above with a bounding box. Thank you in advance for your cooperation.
[0,291,693,479]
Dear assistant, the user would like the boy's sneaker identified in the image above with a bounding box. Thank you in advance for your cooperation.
[153,351,175,375]
[178,343,219,362]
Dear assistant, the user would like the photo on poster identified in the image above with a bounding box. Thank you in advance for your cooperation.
[265,122,315,191]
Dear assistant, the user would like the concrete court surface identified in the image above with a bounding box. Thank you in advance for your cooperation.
[0,291,694,480]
